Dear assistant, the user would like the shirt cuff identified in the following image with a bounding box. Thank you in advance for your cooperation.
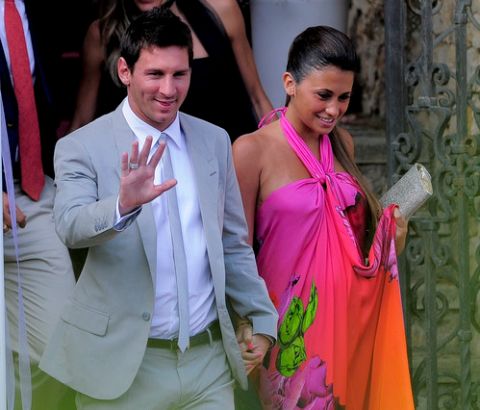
[114,198,142,231]
[253,333,276,347]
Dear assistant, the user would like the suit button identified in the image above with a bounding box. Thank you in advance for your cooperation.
[142,312,151,321]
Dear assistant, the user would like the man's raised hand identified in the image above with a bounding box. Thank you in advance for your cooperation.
[118,136,176,215]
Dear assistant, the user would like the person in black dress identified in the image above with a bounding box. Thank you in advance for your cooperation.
[68,0,272,142]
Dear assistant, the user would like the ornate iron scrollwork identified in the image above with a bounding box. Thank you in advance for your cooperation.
[386,0,480,408]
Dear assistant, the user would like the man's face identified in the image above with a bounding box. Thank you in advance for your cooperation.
[118,46,191,131]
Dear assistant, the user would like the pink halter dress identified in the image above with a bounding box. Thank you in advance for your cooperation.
[254,109,413,410]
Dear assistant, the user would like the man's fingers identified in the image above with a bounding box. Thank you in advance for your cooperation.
[3,211,12,229]
[130,140,140,166]
[3,192,11,226]
[242,350,263,361]
[121,152,130,177]
[243,327,253,345]
[15,206,26,228]
[155,179,177,196]
[243,353,264,375]
[3,192,26,230]
[149,140,166,169]
[138,136,153,166]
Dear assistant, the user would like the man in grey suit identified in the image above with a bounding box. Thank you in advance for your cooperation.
[39,7,277,409]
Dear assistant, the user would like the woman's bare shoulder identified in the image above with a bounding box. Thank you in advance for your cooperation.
[234,125,281,178]
[234,131,264,164]
[234,122,280,156]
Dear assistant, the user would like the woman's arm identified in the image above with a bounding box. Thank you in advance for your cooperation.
[232,132,273,371]
[68,20,104,132]
[232,133,262,245]
[207,0,273,121]
[394,209,408,255]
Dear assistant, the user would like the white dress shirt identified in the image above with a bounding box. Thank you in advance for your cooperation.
[0,0,36,78]
[119,99,217,339]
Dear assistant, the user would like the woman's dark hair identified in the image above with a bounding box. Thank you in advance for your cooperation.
[97,0,140,87]
[98,1,190,85]
[286,25,360,85]
[120,7,193,70]
[286,26,380,228]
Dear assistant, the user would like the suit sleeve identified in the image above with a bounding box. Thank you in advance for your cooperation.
[221,134,278,339]
[53,135,122,248]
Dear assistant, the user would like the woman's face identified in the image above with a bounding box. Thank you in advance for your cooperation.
[133,0,164,12]
[284,66,354,137]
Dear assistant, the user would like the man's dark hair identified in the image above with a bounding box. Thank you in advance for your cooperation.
[120,7,193,69]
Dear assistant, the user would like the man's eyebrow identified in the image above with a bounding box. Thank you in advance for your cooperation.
[146,68,165,73]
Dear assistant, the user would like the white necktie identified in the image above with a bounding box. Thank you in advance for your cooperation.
[159,133,190,351]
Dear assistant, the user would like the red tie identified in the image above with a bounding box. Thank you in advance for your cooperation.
[4,0,44,200]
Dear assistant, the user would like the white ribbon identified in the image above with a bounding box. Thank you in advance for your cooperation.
[1,93,32,410]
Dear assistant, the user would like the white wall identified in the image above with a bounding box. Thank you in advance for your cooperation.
[250,0,348,108]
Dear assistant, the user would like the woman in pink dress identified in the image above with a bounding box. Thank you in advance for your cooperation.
[233,26,414,409]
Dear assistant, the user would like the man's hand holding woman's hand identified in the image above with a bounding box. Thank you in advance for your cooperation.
[118,136,176,216]
[236,320,272,375]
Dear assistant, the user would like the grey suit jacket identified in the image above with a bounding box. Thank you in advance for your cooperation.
[39,105,277,400]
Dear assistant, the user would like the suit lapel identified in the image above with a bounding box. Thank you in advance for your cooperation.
[111,105,135,179]
[136,204,157,284]
[180,114,220,267]
[111,105,157,282]
[181,113,217,214]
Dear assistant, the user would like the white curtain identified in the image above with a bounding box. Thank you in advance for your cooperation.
[1,92,7,410]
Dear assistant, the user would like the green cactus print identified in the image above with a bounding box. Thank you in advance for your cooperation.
[276,336,307,377]
[302,282,318,333]
[276,282,318,377]
[278,297,304,346]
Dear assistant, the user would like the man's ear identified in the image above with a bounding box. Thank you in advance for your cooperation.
[282,72,296,98]
[117,57,131,86]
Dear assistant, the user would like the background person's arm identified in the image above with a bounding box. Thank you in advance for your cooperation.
[68,20,104,132]
[208,0,273,121]
[232,133,262,246]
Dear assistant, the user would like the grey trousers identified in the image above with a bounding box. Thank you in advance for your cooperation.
[4,177,76,409]
[76,338,235,410]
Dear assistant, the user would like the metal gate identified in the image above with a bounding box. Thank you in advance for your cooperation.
[384,1,480,409]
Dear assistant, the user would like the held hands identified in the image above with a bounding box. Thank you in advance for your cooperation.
[394,208,408,255]
[236,321,271,375]
[118,136,176,216]
[3,192,26,233]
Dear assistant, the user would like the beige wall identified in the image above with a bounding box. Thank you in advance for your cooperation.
[347,1,480,124]
[347,0,385,118]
